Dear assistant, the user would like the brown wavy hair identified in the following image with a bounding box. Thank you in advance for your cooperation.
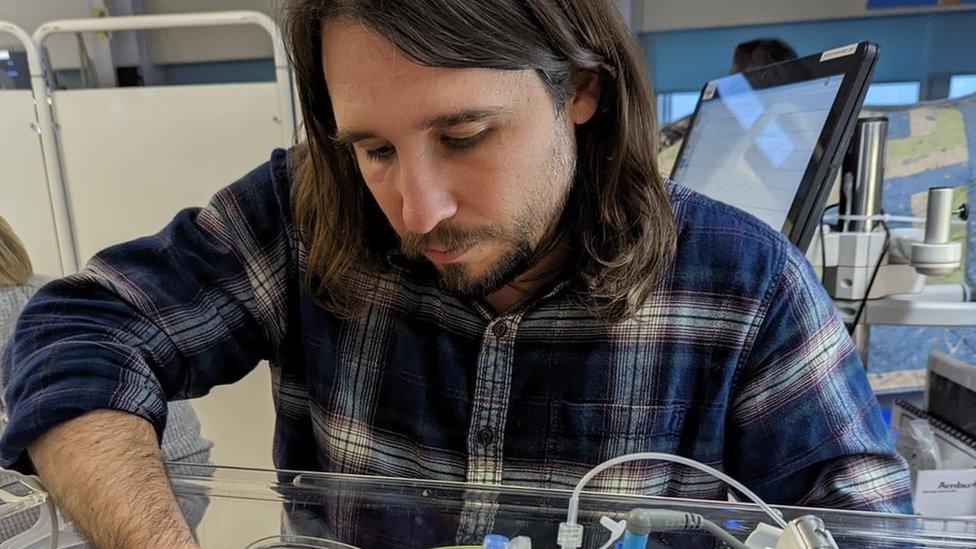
[284,0,676,322]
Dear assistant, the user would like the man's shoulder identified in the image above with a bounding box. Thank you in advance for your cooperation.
[225,147,293,203]
[663,181,803,300]
[206,147,298,238]
[666,180,796,259]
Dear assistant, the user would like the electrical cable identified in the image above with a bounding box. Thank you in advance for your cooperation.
[824,213,967,225]
[840,173,854,233]
[698,516,750,549]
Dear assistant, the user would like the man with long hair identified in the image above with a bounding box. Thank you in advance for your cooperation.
[1,1,909,547]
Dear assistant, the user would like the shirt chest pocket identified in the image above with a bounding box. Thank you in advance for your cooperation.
[545,401,687,463]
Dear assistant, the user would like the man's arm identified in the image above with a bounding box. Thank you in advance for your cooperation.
[29,409,197,548]
[726,242,913,513]
[0,150,296,542]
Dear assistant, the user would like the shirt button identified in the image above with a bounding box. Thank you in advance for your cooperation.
[476,427,494,446]
[492,321,509,338]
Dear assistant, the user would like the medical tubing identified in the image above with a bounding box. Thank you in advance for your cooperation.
[700,518,749,549]
[628,509,749,549]
[564,453,788,529]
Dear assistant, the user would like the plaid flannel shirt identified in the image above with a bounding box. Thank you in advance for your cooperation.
[0,149,912,522]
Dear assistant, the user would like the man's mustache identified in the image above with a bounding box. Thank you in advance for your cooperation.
[400,224,506,258]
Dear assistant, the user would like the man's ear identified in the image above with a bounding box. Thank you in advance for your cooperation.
[566,71,601,125]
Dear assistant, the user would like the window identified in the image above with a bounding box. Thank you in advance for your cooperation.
[949,74,976,99]
[657,91,700,125]
[863,82,921,107]
[670,91,700,122]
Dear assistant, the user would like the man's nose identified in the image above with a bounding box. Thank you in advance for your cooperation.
[396,154,458,236]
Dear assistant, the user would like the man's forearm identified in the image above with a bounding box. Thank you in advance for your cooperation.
[28,409,198,549]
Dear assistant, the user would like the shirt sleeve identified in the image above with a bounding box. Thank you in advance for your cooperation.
[726,242,914,514]
[0,149,296,473]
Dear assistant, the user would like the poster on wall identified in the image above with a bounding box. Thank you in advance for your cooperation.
[868,0,975,7]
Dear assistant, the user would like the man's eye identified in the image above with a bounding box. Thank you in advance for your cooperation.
[442,130,488,150]
[365,145,395,161]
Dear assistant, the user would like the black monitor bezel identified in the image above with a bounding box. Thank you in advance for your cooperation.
[669,41,879,250]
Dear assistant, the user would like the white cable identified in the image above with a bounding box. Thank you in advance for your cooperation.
[840,173,853,233]
[563,452,788,537]
[824,213,967,225]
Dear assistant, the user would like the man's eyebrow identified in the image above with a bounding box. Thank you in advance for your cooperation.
[332,107,507,148]
[421,107,507,130]
[332,129,377,148]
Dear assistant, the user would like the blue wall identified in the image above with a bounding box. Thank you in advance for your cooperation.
[641,11,976,94]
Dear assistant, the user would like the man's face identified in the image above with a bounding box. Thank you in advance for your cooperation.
[322,21,599,296]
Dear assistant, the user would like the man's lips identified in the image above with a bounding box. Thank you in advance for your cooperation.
[423,247,466,265]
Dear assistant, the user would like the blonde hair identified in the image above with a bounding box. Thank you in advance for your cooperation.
[0,216,33,287]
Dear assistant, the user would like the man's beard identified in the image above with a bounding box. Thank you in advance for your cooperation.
[398,120,574,298]
[400,217,536,298]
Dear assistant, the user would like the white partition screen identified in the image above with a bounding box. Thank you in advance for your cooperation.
[0,90,63,277]
[33,11,295,471]
[52,82,286,263]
